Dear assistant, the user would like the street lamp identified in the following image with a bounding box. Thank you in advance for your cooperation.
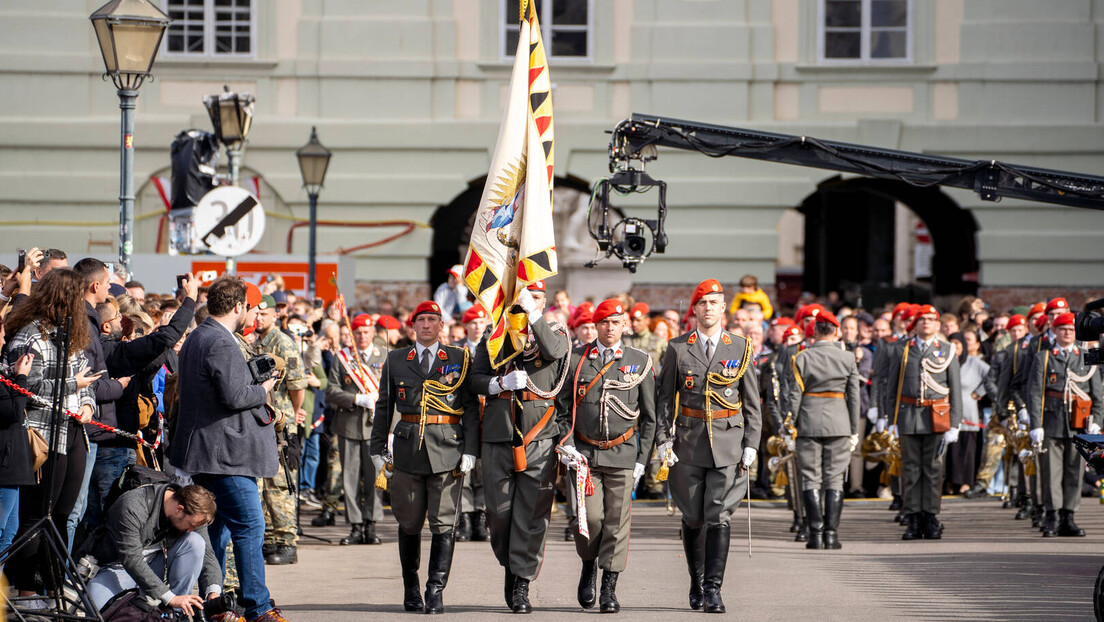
[90,0,170,276]
[296,127,332,299]
[203,85,255,187]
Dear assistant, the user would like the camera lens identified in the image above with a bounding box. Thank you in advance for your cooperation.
[624,234,647,256]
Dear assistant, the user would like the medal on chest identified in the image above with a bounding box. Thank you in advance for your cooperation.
[719,359,741,378]
[397,387,407,402]
[620,364,640,383]
[684,373,694,390]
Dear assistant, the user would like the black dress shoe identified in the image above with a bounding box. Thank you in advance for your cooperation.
[563,526,573,542]
[901,514,922,541]
[963,483,988,499]
[1041,511,1058,537]
[577,560,597,609]
[599,571,619,613]
[503,568,515,609]
[512,577,532,613]
[362,521,382,545]
[311,508,336,527]
[1014,504,1032,520]
[888,496,902,511]
[1059,511,1086,537]
[339,523,364,546]
[455,513,472,542]
[921,513,942,540]
[471,511,489,542]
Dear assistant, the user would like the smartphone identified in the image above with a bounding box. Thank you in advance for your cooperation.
[313,298,324,309]
[176,274,186,290]
[88,369,107,377]
[197,270,218,282]
[16,249,25,273]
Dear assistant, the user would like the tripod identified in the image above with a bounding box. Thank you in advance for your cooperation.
[1,317,104,621]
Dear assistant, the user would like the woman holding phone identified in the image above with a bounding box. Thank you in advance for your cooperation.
[2,268,99,600]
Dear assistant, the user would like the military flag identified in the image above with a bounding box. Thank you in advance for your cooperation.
[462,0,557,369]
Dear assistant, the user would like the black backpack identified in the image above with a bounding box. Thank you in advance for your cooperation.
[100,465,172,516]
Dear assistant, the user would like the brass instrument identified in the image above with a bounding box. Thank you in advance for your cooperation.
[861,428,901,485]
[766,412,803,526]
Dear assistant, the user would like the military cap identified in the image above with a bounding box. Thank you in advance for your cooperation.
[592,299,626,324]
[461,304,487,324]
[1052,312,1075,328]
[1046,298,1070,314]
[407,300,443,325]
[691,279,723,307]
[350,313,372,330]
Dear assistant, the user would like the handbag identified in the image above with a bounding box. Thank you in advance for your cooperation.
[929,399,951,433]
[1072,396,1092,429]
[26,427,48,477]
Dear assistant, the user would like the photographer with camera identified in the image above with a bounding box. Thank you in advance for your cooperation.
[85,480,223,617]
[168,276,287,622]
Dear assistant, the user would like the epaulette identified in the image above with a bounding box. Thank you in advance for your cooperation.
[548,320,568,334]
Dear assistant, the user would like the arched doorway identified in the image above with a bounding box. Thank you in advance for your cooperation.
[428,175,592,291]
[797,177,979,308]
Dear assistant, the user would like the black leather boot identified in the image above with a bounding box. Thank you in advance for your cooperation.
[577,559,597,609]
[702,523,729,614]
[398,531,423,611]
[599,570,619,613]
[1059,510,1086,537]
[311,508,336,526]
[901,513,922,540]
[888,494,901,511]
[803,489,824,550]
[681,521,705,610]
[793,515,808,543]
[423,531,455,614]
[265,544,297,565]
[789,513,802,533]
[363,520,382,545]
[963,482,988,499]
[1031,504,1044,528]
[921,513,942,540]
[471,510,489,541]
[822,489,843,550]
[1003,485,1019,509]
[1041,510,1058,537]
[511,577,532,614]
[455,513,472,542]
[339,523,364,546]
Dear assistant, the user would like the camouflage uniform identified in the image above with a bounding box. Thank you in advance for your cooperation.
[255,327,308,548]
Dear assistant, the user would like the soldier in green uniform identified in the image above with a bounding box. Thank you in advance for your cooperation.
[1027,311,1103,537]
[557,299,656,613]
[369,300,479,614]
[325,312,387,546]
[253,295,308,565]
[471,281,571,613]
[880,304,962,541]
[787,311,861,550]
[656,279,761,614]
[869,303,913,517]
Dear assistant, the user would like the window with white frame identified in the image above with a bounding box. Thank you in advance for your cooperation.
[503,0,592,60]
[820,0,911,63]
[163,0,255,58]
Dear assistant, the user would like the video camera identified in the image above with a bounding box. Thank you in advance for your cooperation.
[1075,297,1104,365]
[1073,435,1104,474]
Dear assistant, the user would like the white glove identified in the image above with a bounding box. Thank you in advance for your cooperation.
[354,393,376,409]
[888,424,898,437]
[559,445,583,467]
[866,407,879,424]
[875,417,887,433]
[1029,427,1044,445]
[1017,408,1030,425]
[741,447,757,468]
[633,462,646,485]
[849,434,859,452]
[783,436,796,453]
[387,432,395,455]
[515,288,538,316]
[371,455,385,473]
[657,440,678,466]
[487,376,504,396]
[942,427,960,445]
[501,370,529,391]
[459,454,476,474]
[1090,422,1102,435]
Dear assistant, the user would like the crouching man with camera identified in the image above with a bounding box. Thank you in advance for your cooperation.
[85,481,224,617]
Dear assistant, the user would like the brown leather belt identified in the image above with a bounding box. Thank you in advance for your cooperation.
[400,414,461,425]
[1046,390,1066,399]
[575,427,635,450]
[681,407,739,420]
[901,396,948,407]
[806,391,845,399]
[498,390,543,402]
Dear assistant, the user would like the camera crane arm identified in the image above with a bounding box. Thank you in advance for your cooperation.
[609,112,1104,211]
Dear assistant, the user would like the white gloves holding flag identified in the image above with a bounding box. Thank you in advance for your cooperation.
[633,462,646,486]
[1018,408,1030,426]
[1029,428,1044,445]
[459,454,476,474]
[558,445,584,468]
[866,407,879,424]
[501,370,529,391]
[741,447,757,469]
[354,393,377,409]
[942,427,960,445]
[516,288,539,323]
[876,418,887,434]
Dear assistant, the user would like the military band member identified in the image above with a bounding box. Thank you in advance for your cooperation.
[557,299,656,613]
[369,301,479,614]
[325,312,386,546]
[454,304,490,542]
[656,279,762,614]
[1027,312,1103,537]
[470,281,571,614]
[871,303,916,517]
[881,305,962,541]
[787,311,861,550]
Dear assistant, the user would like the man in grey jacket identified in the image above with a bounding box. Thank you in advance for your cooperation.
[86,483,221,617]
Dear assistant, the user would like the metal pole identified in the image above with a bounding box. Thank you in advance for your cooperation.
[225,145,242,274]
[117,89,138,277]
[307,191,318,298]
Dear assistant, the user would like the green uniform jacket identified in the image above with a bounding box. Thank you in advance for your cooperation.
[1027,345,1104,439]
[558,342,657,469]
[326,346,387,440]
[255,328,308,432]
[471,317,571,444]
[656,330,762,468]
[884,336,962,435]
[370,343,479,475]
[788,341,861,438]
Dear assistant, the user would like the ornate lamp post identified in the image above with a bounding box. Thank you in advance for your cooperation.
[90,0,170,275]
[296,127,332,299]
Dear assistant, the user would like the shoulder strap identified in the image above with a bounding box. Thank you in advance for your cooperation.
[1039,349,1050,428]
[893,342,909,427]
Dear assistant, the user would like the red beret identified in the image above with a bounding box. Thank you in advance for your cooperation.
[815,311,840,328]
[770,316,795,328]
[784,325,802,340]
[691,279,723,307]
[377,315,401,330]
[569,302,594,329]
[891,302,911,318]
[245,283,262,309]
[804,321,816,338]
[407,300,443,326]
[350,313,372,330]
[1045,298,1069,314]
[1027,302,1046,318]
[1034,313,1049,331]
[461,305,487,324]
[527,280,546,292]
[1052,312,1075,328]
[593,299,626,325]
[630,302,649,319]
[907,304,939,331]
[573,309,594,327]
[796,304,825,324]
[1006,314,1026,330]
